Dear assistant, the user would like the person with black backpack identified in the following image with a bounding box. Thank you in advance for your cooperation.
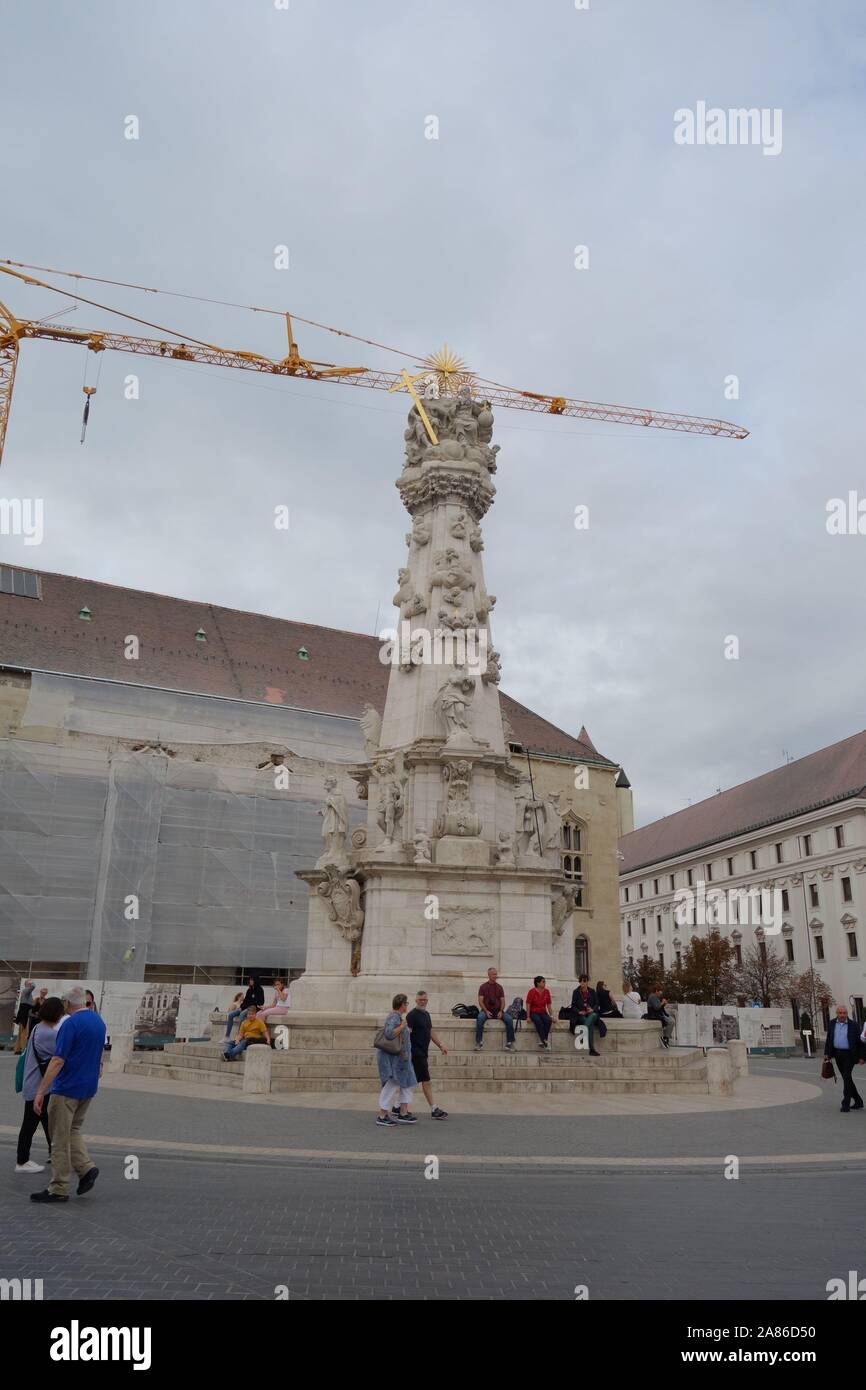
[15,995,64,1174]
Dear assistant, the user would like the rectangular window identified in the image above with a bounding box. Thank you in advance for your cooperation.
[0,565,40,599]
[656,915,662,932]
[809,883,819,908]
[675,950,682,967]
[734,944,742,967]
[727,857,734,876]
[624,886,629,903]
[640,918,646,934]
[775,843,784,864]
[687,868,694,887]
[781,889,789,911]
[759,941,768,963]
[750,850,758,870]
[627,922,632,937]
[669,874,675,891]
[653,878,659,895]
[705,862,713,881]
[842,877,853,903]
[802,835,812,857]
[639,883,644,898]
[847,932,858,959]
[836,825,845,849]
[658,951,664,971]
[785,939,794,962]
[815,935,824,960]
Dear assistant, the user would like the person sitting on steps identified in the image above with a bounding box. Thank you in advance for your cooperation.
[474,967,515,1051]
[569,975,601,1056]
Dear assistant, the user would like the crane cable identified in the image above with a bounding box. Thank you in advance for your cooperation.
[0,257,429,365]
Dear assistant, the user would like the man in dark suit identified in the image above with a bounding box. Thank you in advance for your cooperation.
[570,975,601,1056]
[824,1004,865,1112]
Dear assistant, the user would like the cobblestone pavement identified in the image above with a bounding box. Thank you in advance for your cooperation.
[1,1057,861,1301]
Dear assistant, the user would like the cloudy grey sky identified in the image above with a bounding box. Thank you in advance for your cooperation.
[2,0,864,826]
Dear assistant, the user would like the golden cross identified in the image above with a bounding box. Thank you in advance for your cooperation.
[388,368,439,445]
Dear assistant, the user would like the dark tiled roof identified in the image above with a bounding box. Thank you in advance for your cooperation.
[619,729,866,873]
[0,566,613,765]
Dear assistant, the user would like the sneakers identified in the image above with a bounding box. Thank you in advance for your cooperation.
[430,1107,448,1120]
[30,1190,68,1203]
[505,1041,515,1051]
[395,1111,418,1123]
[15,1160,44,1174]
[474,1041,483,1051]
[77,1167,99,1196]
[376,1114,398,1127]
[589,1049,600,1057]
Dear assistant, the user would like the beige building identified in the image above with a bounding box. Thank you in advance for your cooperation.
[0,564,624,994]
[619,729,866,1031]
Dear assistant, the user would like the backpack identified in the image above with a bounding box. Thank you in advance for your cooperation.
[506,996,527,1025]
[451,1003,479,1019]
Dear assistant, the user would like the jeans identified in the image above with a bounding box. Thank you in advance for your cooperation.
[571,1010,599,1048]
[17,1099,51,1164]
[475,1010,515,1045]
[224,1038,250,1060]
[224,1007,248,1038]
[530,1011,552,1044]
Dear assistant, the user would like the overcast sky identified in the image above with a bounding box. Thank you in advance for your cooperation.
[2,0,864,827]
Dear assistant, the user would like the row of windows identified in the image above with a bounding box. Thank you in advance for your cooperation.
[625,875,854,933]
[622,824,850,904]
[630,930,859,968]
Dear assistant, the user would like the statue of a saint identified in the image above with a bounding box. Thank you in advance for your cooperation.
[316,777,348,868]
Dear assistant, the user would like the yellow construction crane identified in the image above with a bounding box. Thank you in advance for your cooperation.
[0,260,748,468]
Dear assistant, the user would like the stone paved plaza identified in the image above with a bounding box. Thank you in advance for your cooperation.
[1,1056,862,1302]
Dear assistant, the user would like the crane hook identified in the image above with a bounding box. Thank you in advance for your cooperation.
[80,385,97,444]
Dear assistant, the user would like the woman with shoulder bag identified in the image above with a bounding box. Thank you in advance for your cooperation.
[374,994,417,1128]
[15,995,65,1173]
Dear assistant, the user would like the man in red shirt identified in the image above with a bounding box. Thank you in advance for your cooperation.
[474,967,515,1050]
[526,975,554,1049]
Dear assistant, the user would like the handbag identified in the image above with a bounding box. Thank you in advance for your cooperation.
[373,1027,402,1055]
[821,1057,835,1081]
[14,1051,25,1094]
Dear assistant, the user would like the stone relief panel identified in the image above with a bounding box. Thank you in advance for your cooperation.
[431,906,495,956]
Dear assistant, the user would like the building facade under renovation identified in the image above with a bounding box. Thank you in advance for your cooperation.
[0,566,627,987]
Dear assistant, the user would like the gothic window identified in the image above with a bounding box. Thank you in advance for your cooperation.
[574,934,589,977]
[561,817,586,908]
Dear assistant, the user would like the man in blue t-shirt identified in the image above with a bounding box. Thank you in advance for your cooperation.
[31,985,107,1203]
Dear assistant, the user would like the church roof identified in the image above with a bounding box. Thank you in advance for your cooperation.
[0,566,614,766]
[619,729,866,873]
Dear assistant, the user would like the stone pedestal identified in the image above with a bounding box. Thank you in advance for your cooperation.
[706,1047,734,1096]
[242,1043,272,1094]
[728,1039,749,1078]
[108,1033,134,1073]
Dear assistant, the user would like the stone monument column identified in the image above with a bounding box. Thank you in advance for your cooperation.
[292,382,577,1015]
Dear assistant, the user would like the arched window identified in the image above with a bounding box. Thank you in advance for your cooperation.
[561,816,587,907]
[574,934,589,977]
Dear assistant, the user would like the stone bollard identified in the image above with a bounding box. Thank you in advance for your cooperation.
[209,1012,227,1042]
[728,1039,748,1078]
[108,1034,134,1074]
[243,1043,272,1094]
[706,1046,734,1097]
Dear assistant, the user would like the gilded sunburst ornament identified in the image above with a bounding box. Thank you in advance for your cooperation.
[421,344,475,396]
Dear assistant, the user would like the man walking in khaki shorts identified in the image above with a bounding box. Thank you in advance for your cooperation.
[30,985,107,1204]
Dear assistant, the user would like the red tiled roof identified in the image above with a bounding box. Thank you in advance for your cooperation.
[0,566,613,765]
[619,729,866,872]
